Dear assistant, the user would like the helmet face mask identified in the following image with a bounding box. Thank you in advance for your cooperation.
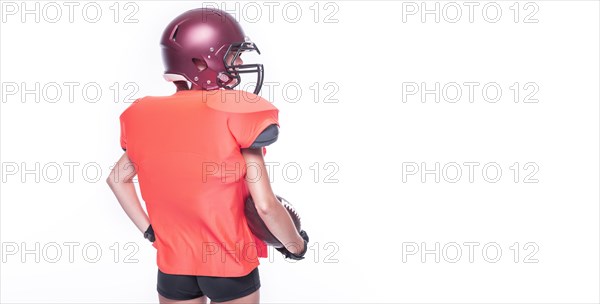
[160,8,265,95]
[219,42,264,94]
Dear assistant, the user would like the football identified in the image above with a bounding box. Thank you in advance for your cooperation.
[244,194,302,247]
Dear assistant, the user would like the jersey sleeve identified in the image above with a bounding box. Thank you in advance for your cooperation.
[225,96,280,150]
[249,124,279,148]
[252,124,279,156]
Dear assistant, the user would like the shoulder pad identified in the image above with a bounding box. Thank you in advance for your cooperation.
[204,90,277,114]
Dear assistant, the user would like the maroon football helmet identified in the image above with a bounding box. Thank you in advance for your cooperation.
[160,8,264,94]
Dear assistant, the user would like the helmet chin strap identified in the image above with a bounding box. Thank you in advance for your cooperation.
[217,71,243,91]
[218,73,236,85]
[174,80,189,91]
[217,70,263,95]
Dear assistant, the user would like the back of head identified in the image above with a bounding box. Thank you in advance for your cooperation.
[160,8,264,94]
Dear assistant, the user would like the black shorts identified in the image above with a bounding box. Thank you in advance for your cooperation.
[157,267,260,302]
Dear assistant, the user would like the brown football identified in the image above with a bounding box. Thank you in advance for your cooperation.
[244,194,302,247]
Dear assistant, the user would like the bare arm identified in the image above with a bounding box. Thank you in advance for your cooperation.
[106,152,151,236]
[241,147,305,255]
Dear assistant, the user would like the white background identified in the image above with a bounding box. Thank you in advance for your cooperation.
[1,1,599,303]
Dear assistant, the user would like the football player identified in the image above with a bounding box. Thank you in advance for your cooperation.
[106,8,309,304]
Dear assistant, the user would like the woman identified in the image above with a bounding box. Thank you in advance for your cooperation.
[107,8,309,304]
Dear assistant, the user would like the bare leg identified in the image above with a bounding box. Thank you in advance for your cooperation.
[210,288,260,304]
[158,294,208,304]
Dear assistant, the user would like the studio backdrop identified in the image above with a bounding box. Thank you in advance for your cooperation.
[1,1,599,303]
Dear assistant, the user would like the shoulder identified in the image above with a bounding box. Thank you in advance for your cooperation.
[119,97,146,119]
[204,90,278,114]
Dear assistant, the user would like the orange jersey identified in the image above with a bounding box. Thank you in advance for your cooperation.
[118,89,279,277]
